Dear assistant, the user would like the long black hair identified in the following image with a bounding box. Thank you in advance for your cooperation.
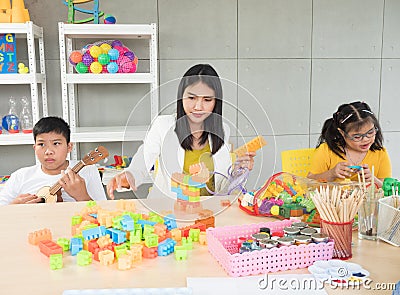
[175,64,224,155]
[317,101,383,159]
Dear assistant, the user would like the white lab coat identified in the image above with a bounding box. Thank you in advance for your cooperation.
[125,115,232,198]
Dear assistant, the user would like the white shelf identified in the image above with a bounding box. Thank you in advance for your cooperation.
[59,22,158,159]
[0,133,34,145]
[0,22,48,148]
[70,126,148,143]
[65,73,154,84]
[0,73,45,84]
[60,23,154,39]
[0,22,42,37]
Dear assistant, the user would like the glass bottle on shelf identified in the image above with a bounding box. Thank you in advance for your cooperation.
[1,96,20,134]
[20,96,33,133]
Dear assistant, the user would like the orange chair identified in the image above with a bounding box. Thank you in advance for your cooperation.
[281,148,315,177]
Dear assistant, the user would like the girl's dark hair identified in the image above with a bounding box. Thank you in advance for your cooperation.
[316,101,383,159]
[175,64,224,154]
[33,116,71,143]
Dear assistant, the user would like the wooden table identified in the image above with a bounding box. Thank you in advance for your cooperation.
[0,199,398,294]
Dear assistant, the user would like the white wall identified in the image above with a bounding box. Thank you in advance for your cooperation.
[1,0,399,190]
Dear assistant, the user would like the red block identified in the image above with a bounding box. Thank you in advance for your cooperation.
[142,246,158,259]
[38,240,63,257]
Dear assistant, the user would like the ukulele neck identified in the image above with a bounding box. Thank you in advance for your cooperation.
[48,161,85,195]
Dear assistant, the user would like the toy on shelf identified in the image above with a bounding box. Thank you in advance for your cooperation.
[0,0,30,23]
[2,96,19,133]
[61,0,116,24]
[0,32,17,73]
[28,200,209,270]
[69,40,138,74]
[17,62,28,73]
[19,96,33,133]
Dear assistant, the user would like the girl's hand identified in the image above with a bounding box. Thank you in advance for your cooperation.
[106,171,136,200]
[235,151,256,171]
[359,164,372,183]
[330,162,353,179]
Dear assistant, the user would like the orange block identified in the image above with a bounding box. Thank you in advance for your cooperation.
[28,228,52,245]
[234,135,267,157]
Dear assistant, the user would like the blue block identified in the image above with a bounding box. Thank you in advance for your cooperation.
[136,219,157,228]
[164,214,177,230]
[70,237,83,256]
[121,215,134,231]
[82,225,106,241]
[105,228,126,244]
[157,238,177,256]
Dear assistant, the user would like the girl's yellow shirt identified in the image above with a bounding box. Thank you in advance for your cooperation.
[309,142,392,181]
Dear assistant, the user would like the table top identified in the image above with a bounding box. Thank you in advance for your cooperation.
[0,198,398,295]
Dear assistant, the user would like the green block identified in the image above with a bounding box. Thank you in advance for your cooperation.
[49,254,63,270]
[71,215,82,226]
[181,237,193,250]
[57,238,70,252]
[87,200,97,207]
[144,233,159,248]
[114,244,128,259]
[77,250,92,266]
[189,229,200,242]
[279,206,291,218]
[112,216,123,230]
[143,224,154,237]
[174,246,187,260]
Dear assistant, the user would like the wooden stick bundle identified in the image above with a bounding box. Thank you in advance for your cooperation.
[310,184,365,258]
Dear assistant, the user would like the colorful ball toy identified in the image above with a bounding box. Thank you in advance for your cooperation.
[69,40,138,74]
[104,14,116,24]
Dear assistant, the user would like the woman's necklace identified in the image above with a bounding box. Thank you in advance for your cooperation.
[345,148,366,165]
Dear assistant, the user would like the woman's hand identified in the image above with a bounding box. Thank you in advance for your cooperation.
[106,171,137,200]
[235,151,256,171]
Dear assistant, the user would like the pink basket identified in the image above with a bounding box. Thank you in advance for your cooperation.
[207,220,334,277]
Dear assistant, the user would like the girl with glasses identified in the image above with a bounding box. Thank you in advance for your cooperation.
[308,101,391,188]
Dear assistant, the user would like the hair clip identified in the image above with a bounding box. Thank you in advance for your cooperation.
[340,114,353,124]
[362,110,373,115]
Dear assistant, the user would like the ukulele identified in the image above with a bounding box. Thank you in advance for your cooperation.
[36,146,109,203]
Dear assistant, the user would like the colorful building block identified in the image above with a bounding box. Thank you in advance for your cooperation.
[38,240,63,257]
[49,253,63,270]
[77,250,92,266]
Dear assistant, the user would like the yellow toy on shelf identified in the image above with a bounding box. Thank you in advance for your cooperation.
[0,0,30,23]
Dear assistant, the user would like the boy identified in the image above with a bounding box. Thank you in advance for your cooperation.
[0,116,107,205]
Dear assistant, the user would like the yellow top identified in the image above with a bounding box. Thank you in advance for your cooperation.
[183,143,215,195]
[309,142,392,181]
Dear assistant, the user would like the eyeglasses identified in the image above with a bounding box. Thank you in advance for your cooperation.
[344,127,378,142]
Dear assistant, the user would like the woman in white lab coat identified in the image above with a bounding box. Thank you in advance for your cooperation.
[107,64,255,199]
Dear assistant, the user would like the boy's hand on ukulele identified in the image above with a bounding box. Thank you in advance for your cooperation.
[11,193,41,204]
[59,168,90,201]
[106,171,136,200]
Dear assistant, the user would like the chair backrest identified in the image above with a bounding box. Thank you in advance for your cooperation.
[281,148,315,177]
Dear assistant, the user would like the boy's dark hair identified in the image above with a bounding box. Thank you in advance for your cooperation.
[33,116,71,143]
[175,64,224,155]
[317,101,383,159]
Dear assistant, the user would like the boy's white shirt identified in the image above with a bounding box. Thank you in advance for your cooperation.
[125,115,232,198]
[0,160,106,205]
